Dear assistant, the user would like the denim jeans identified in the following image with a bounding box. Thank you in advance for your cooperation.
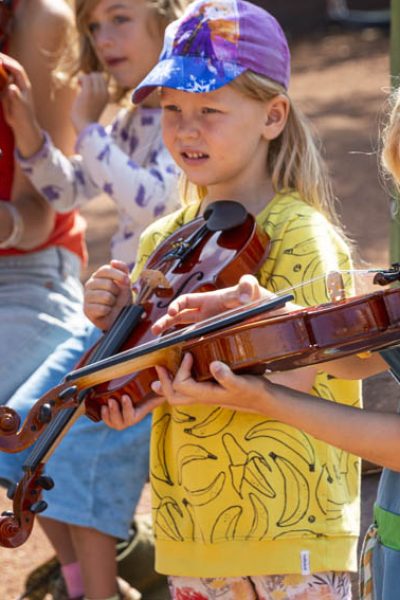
[0,246,86,405]
[0,318,151,539]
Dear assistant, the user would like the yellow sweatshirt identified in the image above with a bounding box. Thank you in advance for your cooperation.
[130,191,361,577]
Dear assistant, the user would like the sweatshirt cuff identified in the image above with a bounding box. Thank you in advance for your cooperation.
[15,130,51,169]
[75,123,107,153]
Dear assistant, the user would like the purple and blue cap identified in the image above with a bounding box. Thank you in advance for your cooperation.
[132,0,290,104]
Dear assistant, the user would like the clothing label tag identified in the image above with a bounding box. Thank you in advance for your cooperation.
[300,550,311,575]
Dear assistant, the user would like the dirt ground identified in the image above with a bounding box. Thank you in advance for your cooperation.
[0,25,398,600]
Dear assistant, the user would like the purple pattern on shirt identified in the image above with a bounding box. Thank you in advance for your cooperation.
[111,120,119,135]
[135,184,146,207]
[120,125,129,142]
[41,185,62,201]
[153,203,165,217]
[149,168,164,183]
[129,134,139,155]
[97,145,111,163]
[96,126,107,138]
[127,159,139,170]
[103,182,114,195]
[149,150,158,164]
[141,115,154,126]
[76,169,86,186]
[21,165,33,175]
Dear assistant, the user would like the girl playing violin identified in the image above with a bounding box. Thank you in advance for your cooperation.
[138,89,400,600]
[88,1,363,597]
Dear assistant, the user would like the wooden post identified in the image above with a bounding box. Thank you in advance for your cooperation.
[391,0,400,262]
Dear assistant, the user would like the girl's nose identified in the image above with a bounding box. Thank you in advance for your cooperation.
[92,24,114,49]
[176,115,200,140]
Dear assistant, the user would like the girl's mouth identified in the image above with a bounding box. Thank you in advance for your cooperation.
[105,57,127,67]
[181,151,209,163]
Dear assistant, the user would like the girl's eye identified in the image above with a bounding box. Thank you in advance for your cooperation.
[112,15,131,25]
[202,107,219,114]
[162,104,181,113]
[87,22,99,35]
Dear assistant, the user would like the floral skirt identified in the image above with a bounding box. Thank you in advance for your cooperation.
[168,572,352,599]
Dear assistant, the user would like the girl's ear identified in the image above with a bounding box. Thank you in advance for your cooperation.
[263,95,290,141]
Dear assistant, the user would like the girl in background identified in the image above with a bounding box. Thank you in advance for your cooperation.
[89,1,361,597]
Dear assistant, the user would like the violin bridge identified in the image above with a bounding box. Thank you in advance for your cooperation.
[326,271,346,302]
[141,269,172,291]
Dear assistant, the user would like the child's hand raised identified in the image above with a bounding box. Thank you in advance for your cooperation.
[0,53,44,158]
[83,259,132,330]
[71,72,109,134]
[152,274,269,335]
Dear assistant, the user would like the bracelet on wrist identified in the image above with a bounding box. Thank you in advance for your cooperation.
[0,202,24,249]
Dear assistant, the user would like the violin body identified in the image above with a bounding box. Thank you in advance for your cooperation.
[186,287,400,377]
[83,208,270,420]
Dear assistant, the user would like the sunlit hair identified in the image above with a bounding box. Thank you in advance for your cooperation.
[181,70,342,231]
[60,0,188,100]
[381,84,400,189]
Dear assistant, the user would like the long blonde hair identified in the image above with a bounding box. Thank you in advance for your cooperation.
[381,85,400,187]
[182,70,342,232]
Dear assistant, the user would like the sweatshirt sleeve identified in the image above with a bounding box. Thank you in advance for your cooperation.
[16,130,101,211]
[76,121,180,228]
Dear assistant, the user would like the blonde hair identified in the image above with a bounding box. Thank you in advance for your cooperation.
[181,70,342,231]
[60,0,188,100]
[381,85,400,187]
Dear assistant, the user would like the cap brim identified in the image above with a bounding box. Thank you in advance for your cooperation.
[132,55,245,104]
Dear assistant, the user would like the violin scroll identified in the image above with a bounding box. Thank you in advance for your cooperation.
[0,465,52,548]
[0,405,20,436]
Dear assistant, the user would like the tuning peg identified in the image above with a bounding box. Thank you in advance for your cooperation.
[58,385,78,401]
[6,482,16,500]
[38,403,52,424]
[30,500,48,514]
[36,475,54,490]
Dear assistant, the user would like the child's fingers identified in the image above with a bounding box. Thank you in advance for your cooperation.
[110,259,131,275]
[237,274,264,303]
[151,308,198,334]
[209,360,244,391]
[0,54,29,91]
[101,396,135,429]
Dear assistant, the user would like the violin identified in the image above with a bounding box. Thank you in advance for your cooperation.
[0,200,270,456]
[2,268,400,547]
[0,200,272,548]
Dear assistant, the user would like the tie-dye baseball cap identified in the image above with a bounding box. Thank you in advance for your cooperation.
[132,0,290,104]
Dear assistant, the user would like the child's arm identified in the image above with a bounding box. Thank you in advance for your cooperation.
[0,0,77,250]
[153,354,400,472]
[70,73,109,136]
[152,275,389,380]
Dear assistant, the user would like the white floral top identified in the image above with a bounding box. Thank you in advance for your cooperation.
[17,106,180,268]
